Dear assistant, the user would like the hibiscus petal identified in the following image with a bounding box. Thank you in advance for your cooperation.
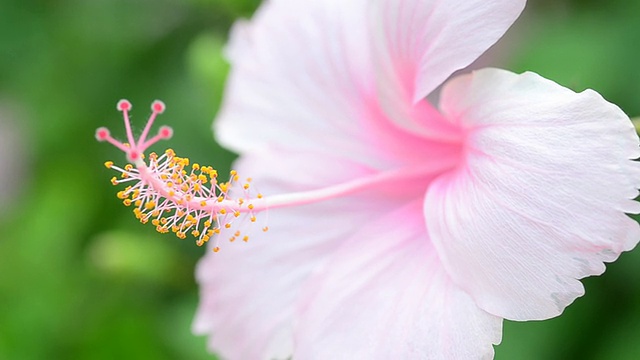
[371,0,525,137]
[374,0,526,102]
[294,201,503,359]
[193,150,430,359]
[426,68,640,321]
[215,0,454,170]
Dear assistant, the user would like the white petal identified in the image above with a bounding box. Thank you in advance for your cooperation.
[294,201,503,359]
[426,68,640,321]
[216,0,454,170]
[193,150,428,359]
[371,0,525,136]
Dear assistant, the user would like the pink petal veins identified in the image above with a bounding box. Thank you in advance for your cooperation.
[216,0,461,170]
[371,0,525,137]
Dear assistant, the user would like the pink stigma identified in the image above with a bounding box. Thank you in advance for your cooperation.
[95,127,110,141]
[152,100,166,114]
[159,126,173,139]
[97,99,174,158]
[117,99,132,111]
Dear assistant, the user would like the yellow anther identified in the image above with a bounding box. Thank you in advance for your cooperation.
[246,177,252,182]
[229,237,236,242]
[104,144,268,249]
[262,226,269,232]
[213,246,220,253]
[257,193,263,199]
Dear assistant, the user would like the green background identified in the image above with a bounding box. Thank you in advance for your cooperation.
[0,0,638,359]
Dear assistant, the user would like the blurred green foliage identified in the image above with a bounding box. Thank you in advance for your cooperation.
[0,0,259,359]
[0,0,637,359]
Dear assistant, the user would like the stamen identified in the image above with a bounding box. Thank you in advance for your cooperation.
[97,100,267,250]
[97,99,454,251]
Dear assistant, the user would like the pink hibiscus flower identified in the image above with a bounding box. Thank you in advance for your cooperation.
[97,0,640,358]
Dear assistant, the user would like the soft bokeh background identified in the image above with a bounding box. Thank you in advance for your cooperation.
[0,0,638,359]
